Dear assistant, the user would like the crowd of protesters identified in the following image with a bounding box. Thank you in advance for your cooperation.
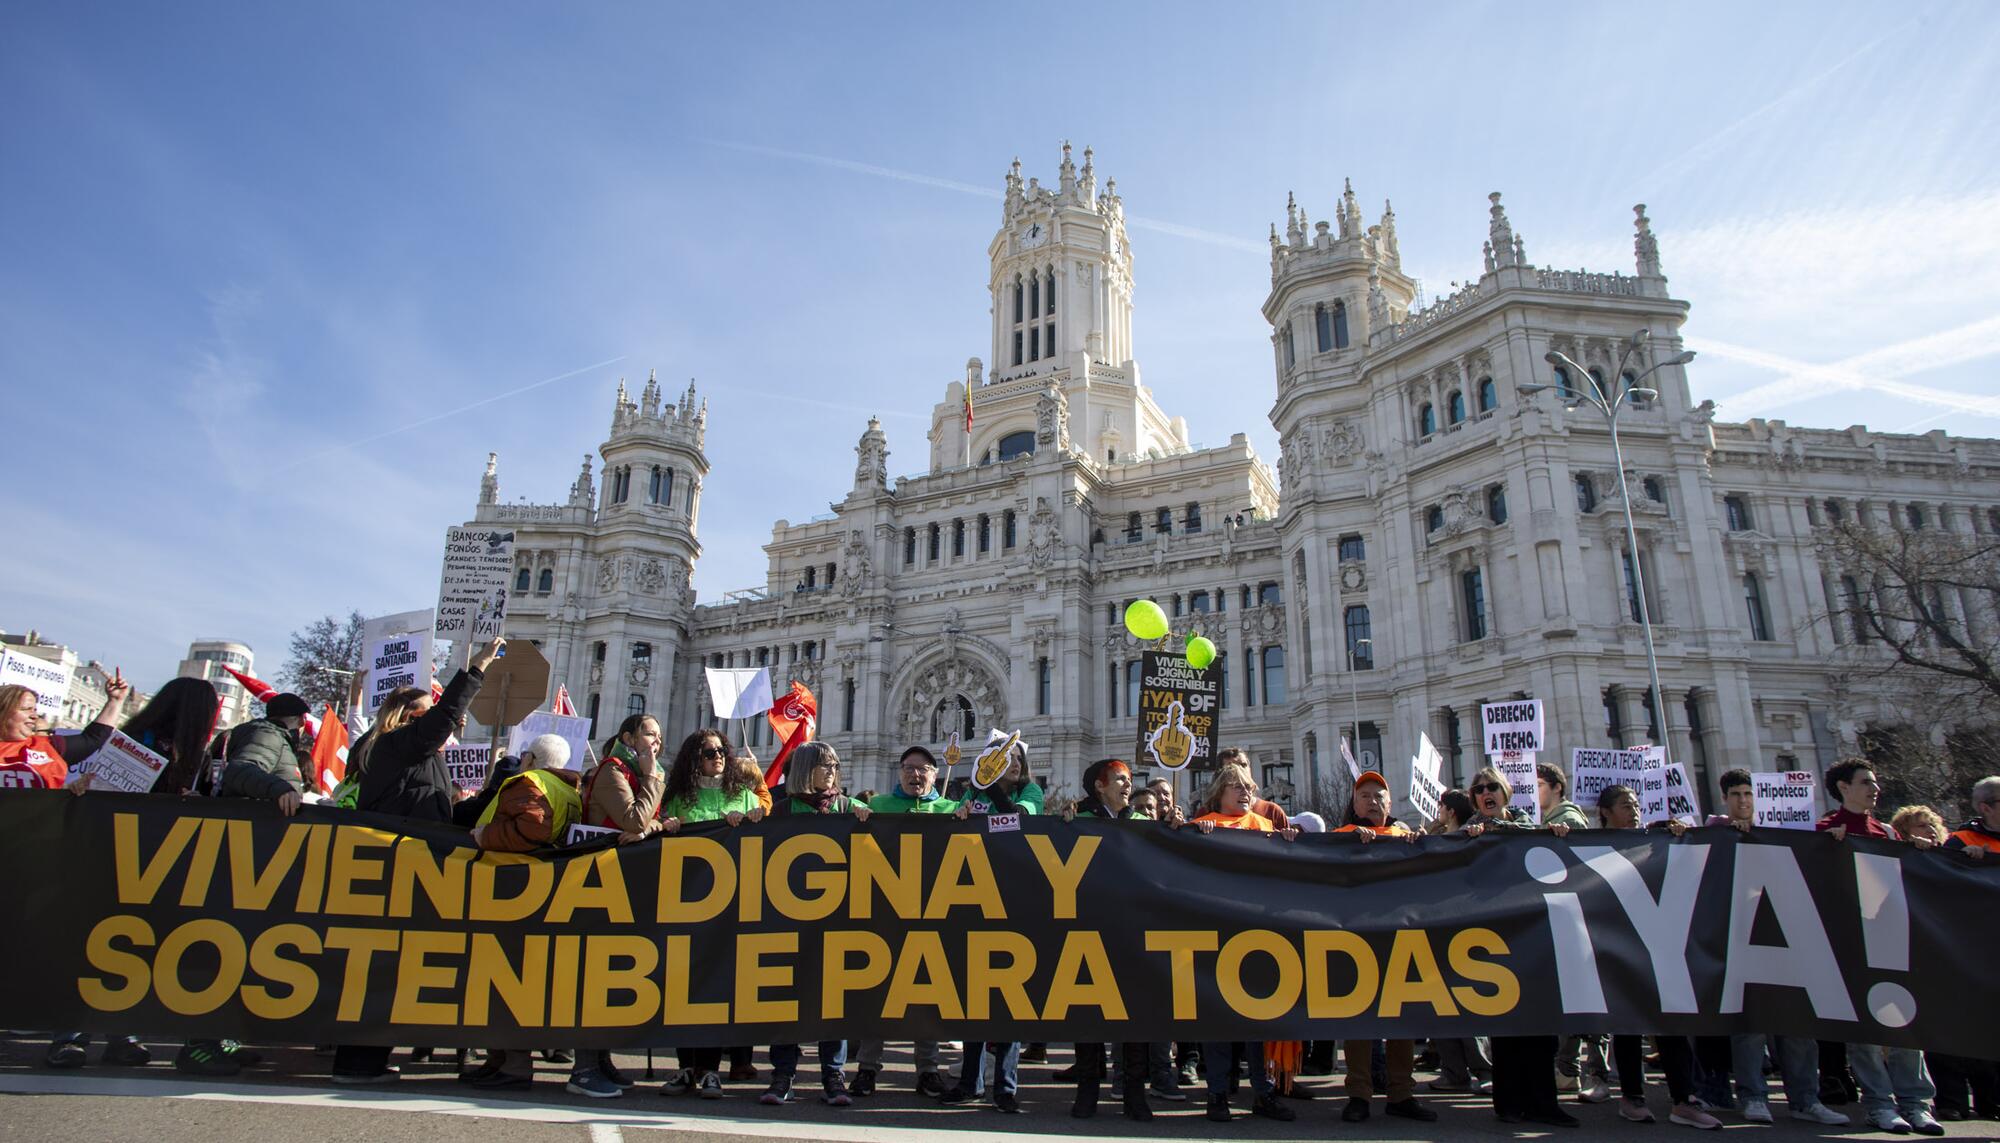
[3,637,1997,1133]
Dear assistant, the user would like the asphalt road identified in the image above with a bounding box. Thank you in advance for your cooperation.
[2,1040,1994,1143]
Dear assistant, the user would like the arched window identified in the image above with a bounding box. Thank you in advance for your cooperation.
[1003,510,1017,548]
[1190,590,1211,613]
[931,694,975,742]
[1282,323,1296,368]
[1261,647,1287,705]
[1448,391,1467,425]
[1185,502,1202,533]
[1575,474,1598,513]
[627,693,646,717]
[1553,365,1572,397]
[1906,503,1926,529]
[803,565,816,589]
[1824,499,1843,523]
[1724,494,1751,531]
[1643,476,1665,503]
[1332,301,1349,348]
[648,465,662,503]
[1345,606,1373,669]
[1488,484,1509,524]
[1842,575,1869,643]
[1621,371,1641,403]
[1744,574,1772,641]
[515,568,532,592]
[1258,581,1282,606]
[1419,403,1437,436]
[1013,275,1024,324]
[1156,507,1173,535]
[1029,274,1039,317]
[977,514,991,553]
[1046,269,1056,315]
[1426,505,1444,533]
[952,518,965,557]
[1588,368,1607,400]
[927,523,940,561]
[662,467,674,506]
[537,568,554,593]
[1477,376,1497,413]
[1126,511,1142,542]
[1338,534,1365,561]
[903,527,916,565]
[997,430,1036,461]
[1461,568,1488,640]
[1315,304,1333,352]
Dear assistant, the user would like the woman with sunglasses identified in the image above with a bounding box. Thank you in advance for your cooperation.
[656,728,765,1100]
[1457,764,1578,1128]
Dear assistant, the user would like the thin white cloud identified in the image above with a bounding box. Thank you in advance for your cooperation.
[1689,315,2000,419]
[703,138,1264,253]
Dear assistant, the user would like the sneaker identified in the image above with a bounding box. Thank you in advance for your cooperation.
[760,1075,795,1105]
[822,1076,853,1107]
[567,1071,624,1099]
[1178,1061,1200,1087]
[994,1092,1021,1114]
[175,1043,243,1077]
[1622,1099,1657,1122]
[1207,1094,1233,1122]
[329,1066,400,1084]
[45,1041,87,1069]
[1150,1082,1189,1102]
[1386,1097,1439,1122]
[1556,1073,1581,1092]
[851,1068,877,1098]
[1741,1099,1772,1123]
[1669,1105,1722,1130]
[1252,1093,1297,1122]
[915,1071,946,1098]
[1791,1102,1850,1125]
[218,1041,262,1068]
[601,1058,636,1088]
[659,1067,696,1096]
[1867,1108,1912,1134]
[1474,1079,1495,1094]
[1906,1110,1945,1136]
[1019,1044,1047,1063]
[102,1039,151,1067]
[1579,1080,1613,1103]
[542,1049,573,1064]
[697,1071,724,1099]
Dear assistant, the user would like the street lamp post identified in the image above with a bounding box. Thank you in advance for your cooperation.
[1521,330,1695,765]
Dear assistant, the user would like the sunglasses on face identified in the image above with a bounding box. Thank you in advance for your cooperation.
[698,746,726,759]
[1470,782,1502,796]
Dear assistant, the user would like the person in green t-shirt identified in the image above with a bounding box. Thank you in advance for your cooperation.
[853,745,954,1097]
[656,728,764,1100]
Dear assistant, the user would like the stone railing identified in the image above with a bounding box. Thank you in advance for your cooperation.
[1534,267,1643,296]
[481,503,591,524]
[1373,282,1488,347]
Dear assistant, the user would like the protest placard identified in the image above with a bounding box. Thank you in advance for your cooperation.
[1572,746,1658,807]
[1134,651,1221,772]
[564,823,619,848]
[1409,733,1445,822]
[360,609,433,715]
[509,711,594,771]
[1639,766,1669,824]
[1481,699,1543,755]
[1752,770,1817,830]
[73,730,169,794]
[1662,762,1702,824]
[442,743,492,791]
[1339,735,1362,781]
[435,528,516,645]
[1496,749,1540,822]
[0,651,72,723]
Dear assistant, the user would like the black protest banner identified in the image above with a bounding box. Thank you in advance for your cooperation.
[2,792,1995,1056]
[1133,651,1220,772]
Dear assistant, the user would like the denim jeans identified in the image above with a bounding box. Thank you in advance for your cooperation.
[951,1041,1020,1098]
[770,1041,846,1085]
[1201,1042,1272,1099]
[1847,1042,1935,1118]
[1731,1034,1822,1108]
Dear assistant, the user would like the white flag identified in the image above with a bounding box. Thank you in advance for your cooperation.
[705,667,773,721]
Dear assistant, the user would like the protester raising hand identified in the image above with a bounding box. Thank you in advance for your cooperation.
[471,635,506,672]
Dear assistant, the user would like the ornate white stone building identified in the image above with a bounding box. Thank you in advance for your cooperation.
[468,146,2000,815]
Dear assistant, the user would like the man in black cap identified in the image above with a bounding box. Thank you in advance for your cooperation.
[218,692,310,814]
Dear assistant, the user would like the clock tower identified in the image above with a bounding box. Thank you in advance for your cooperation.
[987,142,1134,381]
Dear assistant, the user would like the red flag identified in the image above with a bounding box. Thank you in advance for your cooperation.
[963,383,974,433]
[311,702,349,793]
[553,684,577,717]
[222,665,277,703]
[764,681,816,787]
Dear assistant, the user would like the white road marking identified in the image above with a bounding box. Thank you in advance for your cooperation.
[587,1124,623,1143]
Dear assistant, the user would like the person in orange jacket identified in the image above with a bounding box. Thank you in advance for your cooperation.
[1332,771,1436,1125]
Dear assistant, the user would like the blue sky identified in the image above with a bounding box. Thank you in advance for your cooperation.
[5,2,1998,688]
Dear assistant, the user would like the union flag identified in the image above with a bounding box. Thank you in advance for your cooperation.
[764,681,817,788]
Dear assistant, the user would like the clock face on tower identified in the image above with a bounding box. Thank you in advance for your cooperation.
[1021,222,1047,250]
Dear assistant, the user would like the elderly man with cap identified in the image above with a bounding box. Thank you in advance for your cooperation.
[218,691,313,810]
[1332,770,1437,1124]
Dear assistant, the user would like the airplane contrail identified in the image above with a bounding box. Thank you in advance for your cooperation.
[704,139,1265,254]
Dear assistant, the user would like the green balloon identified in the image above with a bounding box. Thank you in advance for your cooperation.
[1186,636,1217,670]
[1124,599,1169,641]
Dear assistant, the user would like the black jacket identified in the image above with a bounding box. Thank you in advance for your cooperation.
[1075,794,1137,819]
[218,718,303,801]
[356,667,482,823]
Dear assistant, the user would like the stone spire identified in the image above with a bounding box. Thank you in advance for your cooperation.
[479,452,499,506]
[1380,199,1400,267]
[1339,178,1362,239]
[1079,145,1095,200]
[1633,203,1662,277]
[854,415,889,489]
[641,368,661,417]
[612,377,628,429]
[1285,191,1302,246]
[1058,140,1077,198]
[1367,263,1388,330]
[568,454,595,508]
[1005,157,1023,217]
[1488,193,1518,268]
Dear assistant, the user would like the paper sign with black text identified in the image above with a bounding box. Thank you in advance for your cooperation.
[435,528,515,645]
[73,731,169,794]
[509,711,594,772]
[1135,652,1220,772]
[1753,771,1817,830]
[442,743,492,791]
[1409,733,1445,822]
[0,651,72,723]
[1482,700,1543,755]
[1496,750,1540,823]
